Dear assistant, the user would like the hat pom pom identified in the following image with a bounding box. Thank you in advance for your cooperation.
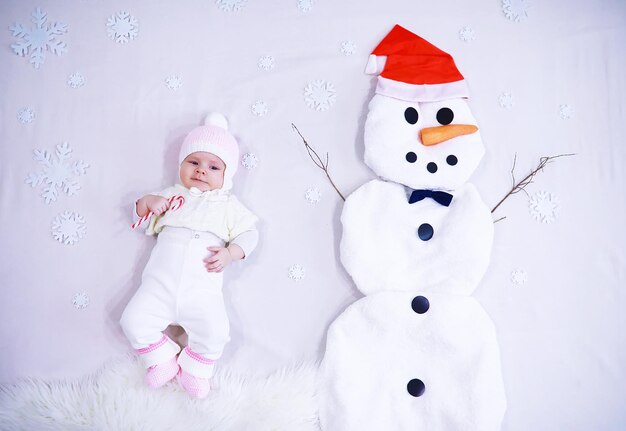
[204,112,228,130]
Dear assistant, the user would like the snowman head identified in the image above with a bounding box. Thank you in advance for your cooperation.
[363,25,485,191]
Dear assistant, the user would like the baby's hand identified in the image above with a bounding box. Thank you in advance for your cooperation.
[203,247,233,273]
[145,195,170,216]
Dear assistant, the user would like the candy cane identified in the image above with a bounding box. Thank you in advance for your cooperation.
[131,195,186,229]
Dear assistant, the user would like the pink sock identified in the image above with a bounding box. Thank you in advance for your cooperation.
[177,369,211,399]
[145,356,179,389]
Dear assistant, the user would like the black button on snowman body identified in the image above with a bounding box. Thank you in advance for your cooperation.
[407,295,431,397]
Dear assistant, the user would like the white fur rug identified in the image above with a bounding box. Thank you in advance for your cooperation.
[0,356,320,431]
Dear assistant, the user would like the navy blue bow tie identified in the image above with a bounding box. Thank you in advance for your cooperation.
[408,189,453,207]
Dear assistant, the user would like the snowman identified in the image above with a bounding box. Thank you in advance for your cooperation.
[319,25,506,430]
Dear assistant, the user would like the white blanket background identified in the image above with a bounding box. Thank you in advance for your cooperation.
[1,1,625,430]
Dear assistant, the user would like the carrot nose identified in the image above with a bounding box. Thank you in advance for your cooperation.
[420,124,479,146]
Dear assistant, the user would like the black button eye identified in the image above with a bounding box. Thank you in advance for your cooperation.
[436,107,454,125]
[404,107,419,124]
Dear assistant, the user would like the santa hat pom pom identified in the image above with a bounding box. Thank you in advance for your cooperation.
[204,112,229,130]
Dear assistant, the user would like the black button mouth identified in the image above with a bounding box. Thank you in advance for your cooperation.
[405,152,417,163]
[427,162,438,173]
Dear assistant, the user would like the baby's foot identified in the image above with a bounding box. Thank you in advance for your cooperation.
[145,356,179,388]
[177,369,211,399]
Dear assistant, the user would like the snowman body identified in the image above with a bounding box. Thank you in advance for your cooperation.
[319,25,506,431]
[340,179,493,296]
[319,292,506,431]
[320,179,506,430]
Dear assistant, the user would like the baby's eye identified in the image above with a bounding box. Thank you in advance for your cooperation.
[210,166,220,171]
[189,160,199,165]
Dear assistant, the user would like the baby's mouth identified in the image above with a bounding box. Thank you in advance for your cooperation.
[193,177,208,184]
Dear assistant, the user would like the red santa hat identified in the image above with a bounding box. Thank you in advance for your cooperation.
[366,25,469,102]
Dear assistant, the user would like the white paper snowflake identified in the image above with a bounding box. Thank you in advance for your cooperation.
[251,100,268,116]
[17,108,35,124]
[511,269,528,286]
[258,55,275,71]
[499,92,514,109]
[529,191,560,223]
[502,0,530,22]
[25,142,90,204]
[305,187,321,204]
[10,8,68,69]
[288,264,306,281]
[298,0,314,13]
[72,292,90,309]
[52,211,86,245]
[67,72,85,88]
[107,11,138,44]
[241,153,258,170]
[304,80,337,111]
[559,104,574,120]
[216,0,247,12]
[459,26,476,42]
[340,41,356,56]
[165,75,182,90]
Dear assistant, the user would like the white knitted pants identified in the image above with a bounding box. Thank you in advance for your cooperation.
[120,227,230,378]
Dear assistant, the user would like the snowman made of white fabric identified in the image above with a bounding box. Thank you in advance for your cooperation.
[319,25,506,431]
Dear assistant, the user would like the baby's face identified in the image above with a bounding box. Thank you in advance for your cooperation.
[179,151,225,191]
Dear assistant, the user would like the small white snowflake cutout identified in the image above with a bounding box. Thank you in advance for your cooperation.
[165,75,183,90]
[72,292,90,309]
[340,41,356,56]
[559,104,574,120]
[304,80,337,111]
[298,0,314,12]
[529,191,560,224]
[499,92,514,109]
[107,11,139,44]
[10,8,68,69]
[511,269,528,286]
[305,187,321,204]
[459,26,476,43]
[288,264,306,281]
[241,153,258,170]
[258,55,275,71]
[52,211,86,245]
[216,0,247,12]
[67,72,85,89]
[25,142,90,204]
[17,108,35,124]
[502,0,531,22]
[251,100,269,117]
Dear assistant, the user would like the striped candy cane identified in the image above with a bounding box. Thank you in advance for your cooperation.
[131,195,186,229]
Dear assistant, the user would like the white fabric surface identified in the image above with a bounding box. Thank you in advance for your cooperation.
[340,180,494,296]
[320,291,506,431]
[120,227,229,368]
[1,1,625,430]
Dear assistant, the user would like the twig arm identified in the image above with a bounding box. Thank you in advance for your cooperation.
[292,123,346,201]
[491,153,575,214]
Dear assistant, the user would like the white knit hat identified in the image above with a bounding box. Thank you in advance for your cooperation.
[179,113,239,191]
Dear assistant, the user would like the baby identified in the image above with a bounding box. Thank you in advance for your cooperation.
[120,113,258,399]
